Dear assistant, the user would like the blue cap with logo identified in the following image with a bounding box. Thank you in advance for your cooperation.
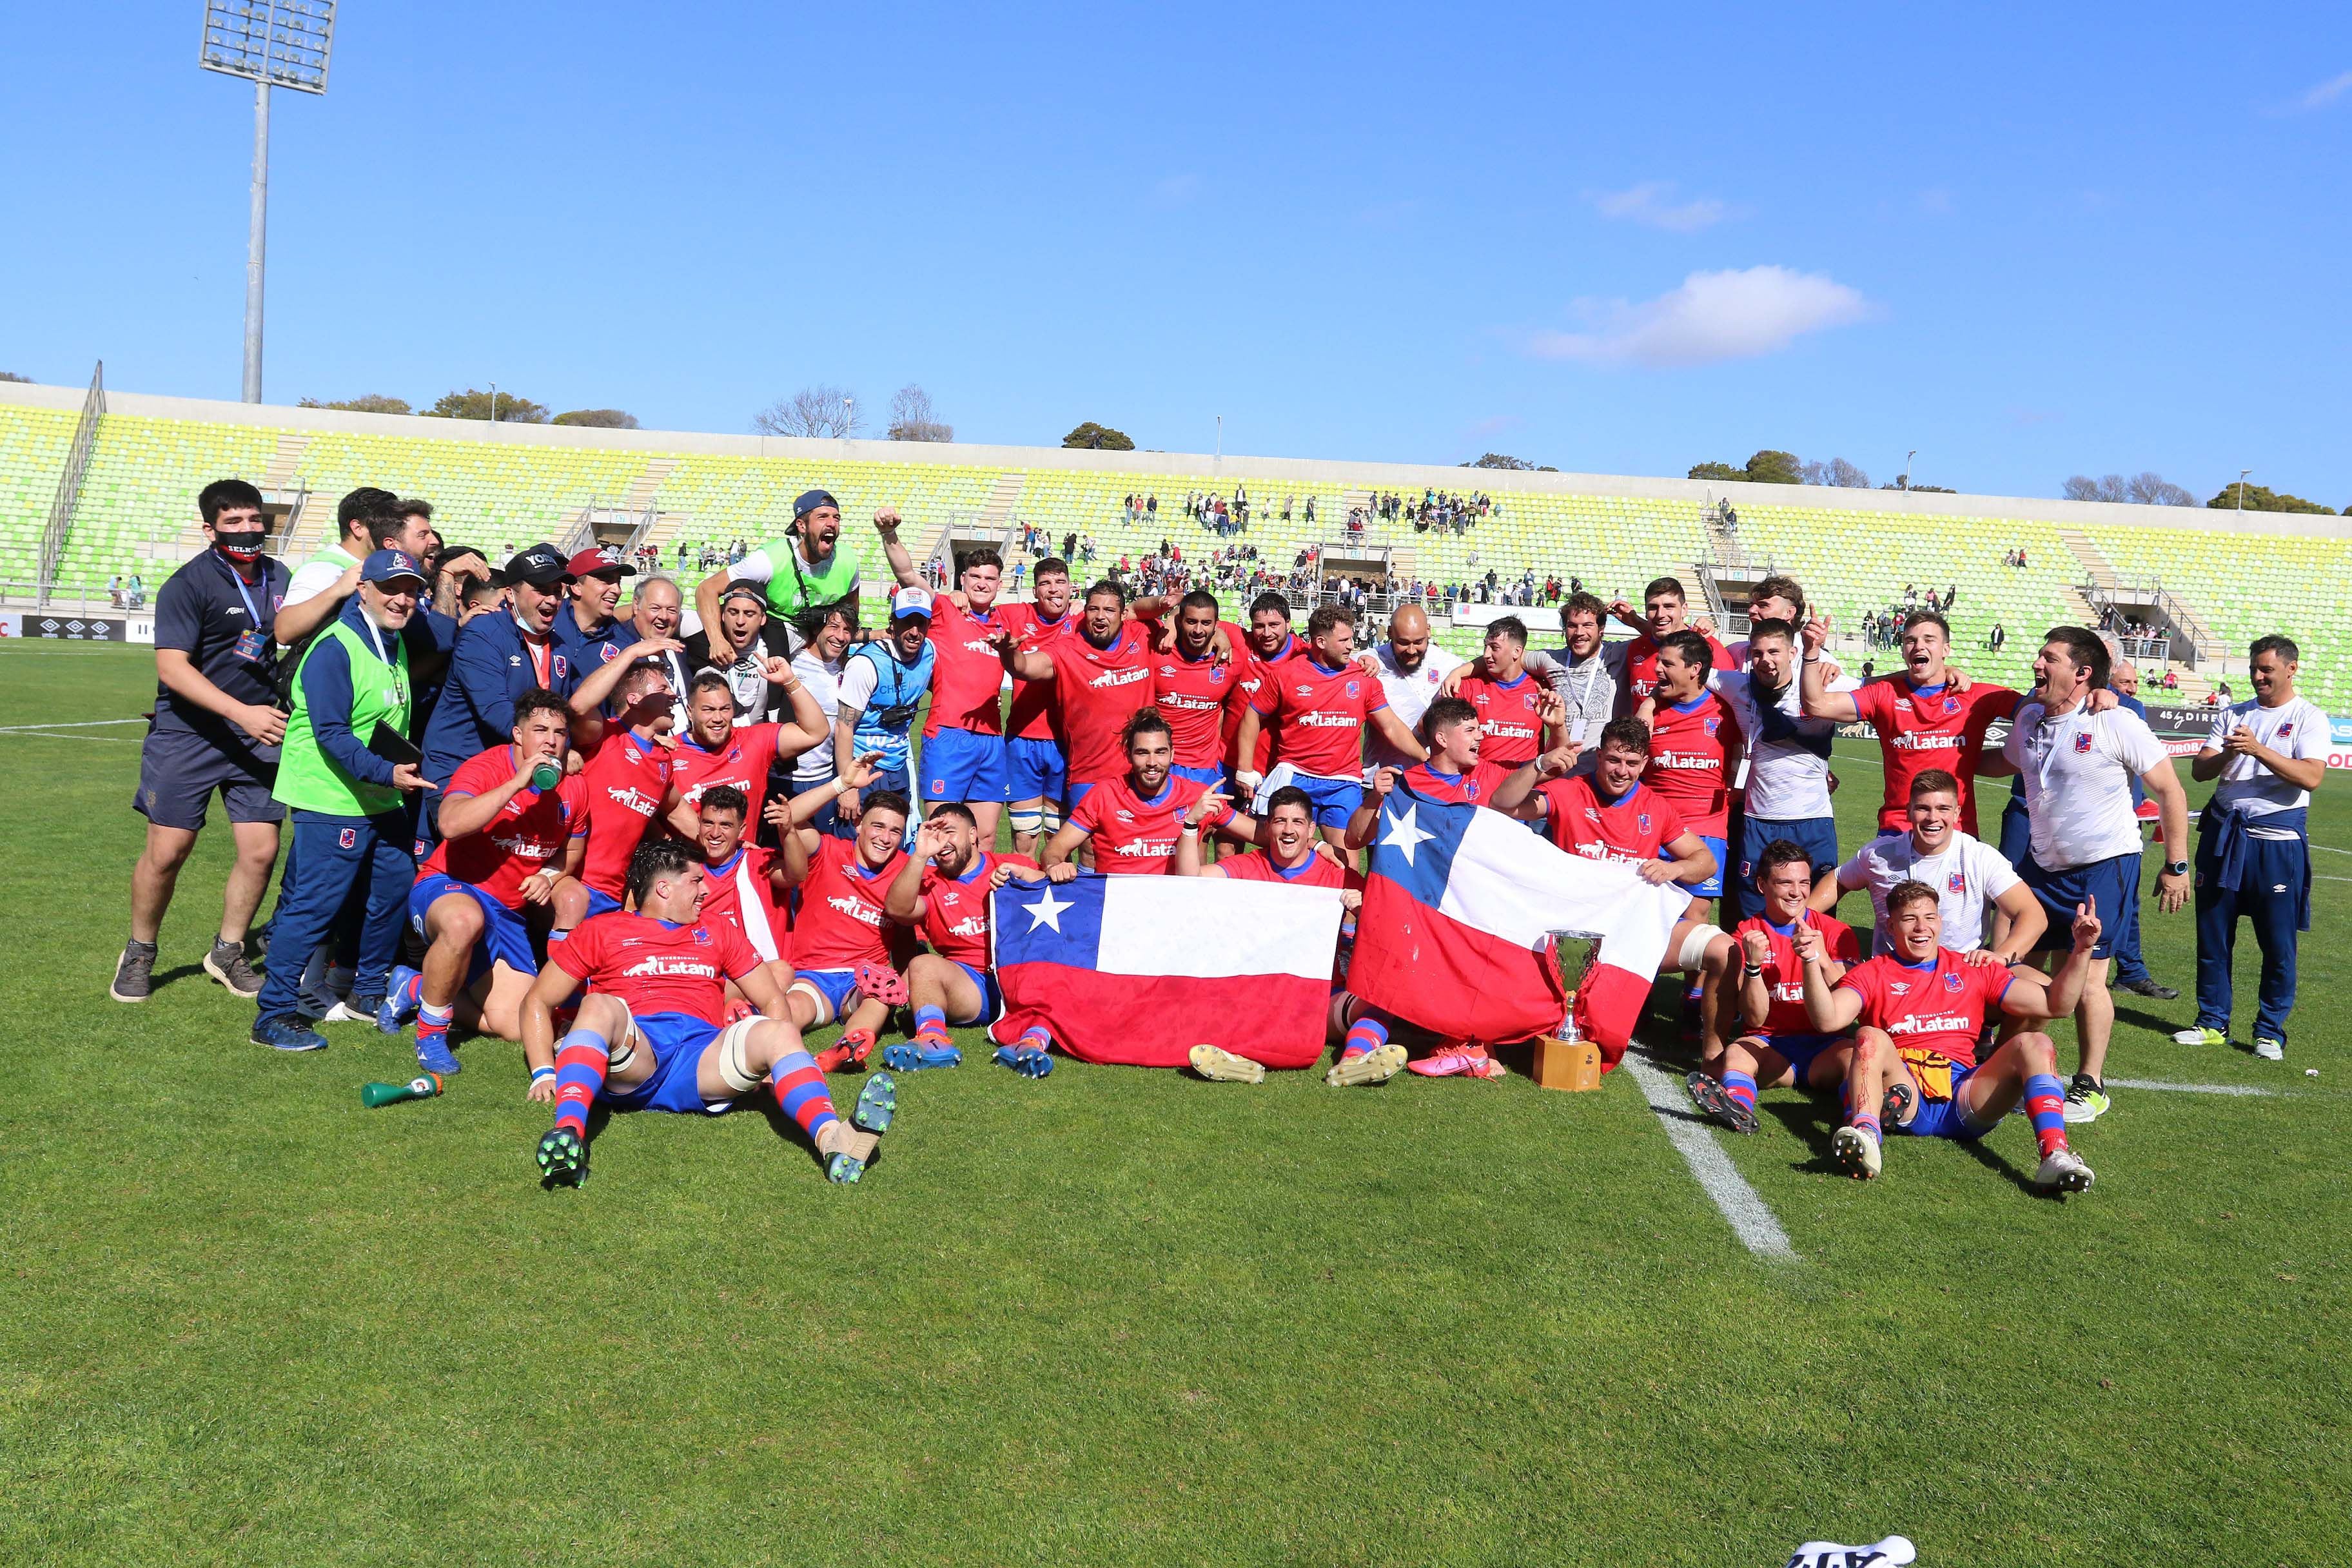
[361,549,429,587]
[793,489,839,520]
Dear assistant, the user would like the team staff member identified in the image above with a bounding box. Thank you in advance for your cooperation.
[687,580,788,722]
[2179,636,2328,1061]
[1993,627,2190,1124]
[248,551,435,1054]
[1355,603,1465,778]
[836,588,938,815]
[694,494,920,644]
[785,604,858,837]
[552,544,637,673]
[622,574,693,730]
[114,479,291,1004]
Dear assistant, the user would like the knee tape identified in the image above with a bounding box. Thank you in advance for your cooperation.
[1008,805,1044,838]
[1678,923,1723,974]
[605,1003,640,1074]
[716,1017,765,1095]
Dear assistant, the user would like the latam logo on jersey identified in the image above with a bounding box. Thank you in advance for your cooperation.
[1652,750,1720,772]
[620,955,722,981]
[1889,731,1963,752]
[1772,979,1805,1003]
[1298,712,1359,729]
[1086,665,1151,691]
[1108,834,1179,861]
[1888,1010,1971,1037]
[490,832,558,859]
[604,785,662,818]
[946,913,987,939]
[1159,691,1224,712]
[825,895,885,928]
[957,637,992,655]
[1485,720,1538,740]
[1567,841,1651,869]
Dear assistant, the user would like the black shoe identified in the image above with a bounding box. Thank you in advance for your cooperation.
[2115,977,2179,1000]
[110,941,158,1003]
[536,1126,589,1188]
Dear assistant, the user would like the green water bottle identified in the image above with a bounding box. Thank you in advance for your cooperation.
[530,758,562,791]
[361,1073,444,1108]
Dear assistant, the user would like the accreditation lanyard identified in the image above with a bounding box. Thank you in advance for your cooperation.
[214,554,271,663]
[356,612,409,709]
[518,619,553,686]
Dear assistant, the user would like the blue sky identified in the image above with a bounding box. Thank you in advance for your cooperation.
[7,3,2348,505]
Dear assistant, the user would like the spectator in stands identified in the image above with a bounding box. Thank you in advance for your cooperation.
[113,478,292,1006]
[1988,621,2007,651]
[109,574,124,608]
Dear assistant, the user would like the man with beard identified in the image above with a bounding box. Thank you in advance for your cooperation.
[115,480,293,1005]
[1046,709,1259,877]
[688,579,789,723]
[1353,602,1465,779]
[1152,589,1248,791]
[665,669,832,835]
[1230,605,1427,843]
[999,557,1079,856]
[882,805,1049,1073]
[694,491,919,644]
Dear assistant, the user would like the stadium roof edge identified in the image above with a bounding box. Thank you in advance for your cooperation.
[2,377,2343,540]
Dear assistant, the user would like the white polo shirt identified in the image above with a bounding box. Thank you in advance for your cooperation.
[1836,828,2021,952]
[2207,696,2328,836]
[2004,699,2169,870]
[1362,641,1467,774]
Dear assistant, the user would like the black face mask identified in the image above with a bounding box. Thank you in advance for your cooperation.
[214,530,267,565]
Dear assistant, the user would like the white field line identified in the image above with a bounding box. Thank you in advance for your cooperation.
[1620,1050,1797,1262]
[2106,1077,2282,1097]
[0,718,146,732]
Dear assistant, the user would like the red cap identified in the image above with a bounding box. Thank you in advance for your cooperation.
[564,544,637,579]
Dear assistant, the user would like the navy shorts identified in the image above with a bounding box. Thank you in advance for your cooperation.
[2023,851,2135,961]
[1171,761,1227,793]
[1004,736,1068,803]
[785,773,850,839]
[408,872,538,985]
[1289,771,1364,828]
[1670,833,1730,901]
[921,727,1010,804]
[1998,793,2035,873]
[790,966,861,1023]
[1735,814,1838,917]
[1896,1062,1995,1140]
[605,1011,734,1115]
[133,725,283,830]
[1752,1030,1845,1083]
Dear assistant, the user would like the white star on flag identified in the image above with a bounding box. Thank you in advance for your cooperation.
[1380,801,1436,866]
[1024,888,1075,931]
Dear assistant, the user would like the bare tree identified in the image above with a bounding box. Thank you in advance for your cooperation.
[887,384,953,442]
[2124,471,2194,507]
[754,384,860,438]
[1801,456,1871,487]
[2062,475,2102,501]
[2063,473,2133,503]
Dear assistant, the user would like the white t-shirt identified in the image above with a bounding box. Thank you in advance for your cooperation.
[280,543,363,628]
[1714,668,1854,821]
[1362,642,1467,774]
[2206,697,2328,833]
[1836,828,2021,952]
[789,648,847,783]
[2004,700,2169,870]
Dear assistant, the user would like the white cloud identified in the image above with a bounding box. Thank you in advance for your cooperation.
[1526,266,1874,368]
[2282,69,2352,113]
[1591,182,1730,233]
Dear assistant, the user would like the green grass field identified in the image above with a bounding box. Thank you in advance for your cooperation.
[4,641,2346,1567]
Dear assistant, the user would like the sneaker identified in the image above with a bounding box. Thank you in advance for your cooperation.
[536,1126,588,1188]
[1830,1123,1882,1181]
[852,1072,897,1135]
[2114,976,2179,1000]
[377,966,422,1033]
[204,941,264,997]
[1683,1071,1758,1135]
[990,1043,1054,1078]
[110,942,158,1003]
[2253,1037,2285,1062]
[1325,1043,1407,1088]
[1189,1044,1267,1084]
[251,1013,328,1053]
[1408,1047,1506,1079]
[2061,1075,2110,1124]
[2171,1025,2226,1046]
[320,995,378,1024]
[880,1040,962,1072]
[416,1033,463,1076]
[2036,1146,2097,1193]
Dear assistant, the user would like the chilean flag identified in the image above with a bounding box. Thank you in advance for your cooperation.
[1349,781,1690,1068]
[988,874,1342,1068]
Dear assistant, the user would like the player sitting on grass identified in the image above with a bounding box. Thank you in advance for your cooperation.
[883,805,1050,1075]
[685,785,794,995]
[391,690,589,1075]
[778,778,915,1073]
[1177,783,1364,1084]
[522,839,896,1188]
[1685,840,1862,1135]
[1799,879,2101,1192]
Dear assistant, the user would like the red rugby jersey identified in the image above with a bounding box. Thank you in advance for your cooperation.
[422,745,589,911]
[547,910,761,1024]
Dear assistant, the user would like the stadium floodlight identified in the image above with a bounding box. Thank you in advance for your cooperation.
[199,2,337,404]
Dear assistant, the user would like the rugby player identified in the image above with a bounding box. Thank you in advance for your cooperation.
[777,783,917,1073]
[1046,710,1261,877]
[1990,627,2190,1122]
[522,839,896,1188]
[1230,604,1427,841]
[1608,576,1734,712]
[1453,616,1562,774]
[1684,841,1863,1133]
[1801,881,2102,1192]
[664,667,831,837]
[997,556,1078,855]
[834,588,936,816]
[1799,609,2017,836]
[990,579,1162,808]
[1230,591,1302,781]
[1152,589,1247,792]
[568,659,680,920]
[1713,618,1850,921]
[691,785,794,989]
[396,691,591,1073]
[1634,629,1746,910]
[1812,770,2046,957]
[882,805,1050,1075]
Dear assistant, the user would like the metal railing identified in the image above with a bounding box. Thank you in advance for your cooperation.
[4,576,152,616]
[36,361,106,607]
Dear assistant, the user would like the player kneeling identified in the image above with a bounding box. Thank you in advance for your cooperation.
[883,805,1051,1075]
[1801,879,2101,1192]
[1685,841,1862,1134]
[522,840,896,1188]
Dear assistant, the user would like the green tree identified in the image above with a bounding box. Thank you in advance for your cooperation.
[553,408,639,429]
[1463,453,1536,470]
[1743,449,1803,485]
[2207,482,2333,514]
[298,393,412,415]
[1687,461,1745,482]
[0,371,30,384]
[423,387,549,423]
[1063,421,1134,451]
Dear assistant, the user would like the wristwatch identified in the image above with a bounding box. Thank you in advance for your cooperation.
[2166,860,2190,877]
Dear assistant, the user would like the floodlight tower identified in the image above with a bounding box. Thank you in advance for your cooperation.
[199,2,336,404]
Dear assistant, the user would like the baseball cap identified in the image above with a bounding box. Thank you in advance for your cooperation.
[360,548,429,587]
[890,586,934,623]
[793,488,839,520]
[565,544,637,580]
[717,579,768,610]
[493,542,571,587]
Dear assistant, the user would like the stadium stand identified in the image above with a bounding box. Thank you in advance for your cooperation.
[2,378,2344,705]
